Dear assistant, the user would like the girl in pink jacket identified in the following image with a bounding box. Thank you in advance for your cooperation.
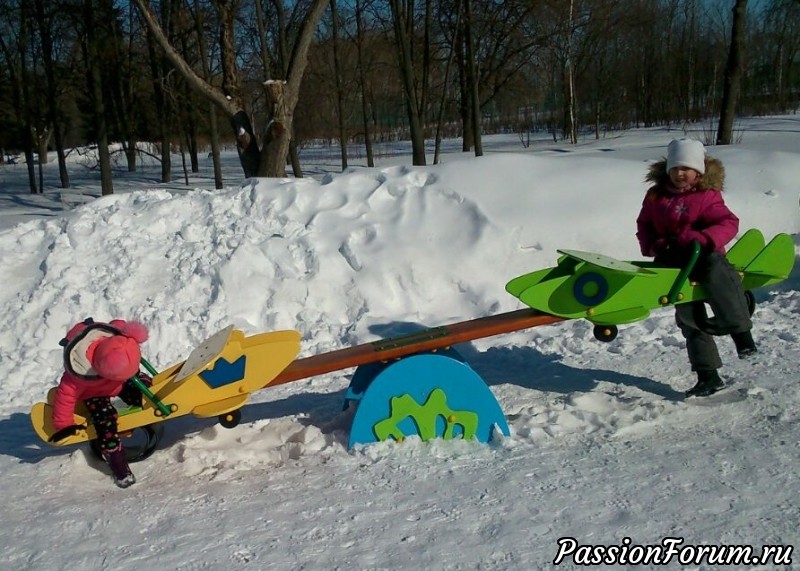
[50,318,150,487]
[636,139,756,398]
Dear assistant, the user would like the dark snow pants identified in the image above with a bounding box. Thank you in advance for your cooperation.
[83,377,144,452]
[673,253,753,372]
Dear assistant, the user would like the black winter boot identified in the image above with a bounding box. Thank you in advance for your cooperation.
[102,444,136,488]
[686,369,724,398]
[731,331,757,359]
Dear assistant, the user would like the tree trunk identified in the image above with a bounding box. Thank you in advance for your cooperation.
[35,128,51,164]
[144,3,172,183]
[179,32,200,174]
[34,0,70,188]
[565,0,578,145]
[192,0,223,189]
[187,99,200,173]
[389,0,426,166]
[256,2,300,178]
[208,103,224,189]
[230,110,261,177]
[455,20,471,152]
[108,2,141,174]
[463,0,482,156]
[24,146,38,194]
[289,141,303,178]
[434,0,462,164]
[20,18,40,194]
[566,63,578,144]
[330,0,348,171]
[0,13,37,193]
[84,0,114,195]
[216,0,260,174]
[124,145,137,172]
[354,0,375,167]
[717,0,747,145]
[259,81,292,177]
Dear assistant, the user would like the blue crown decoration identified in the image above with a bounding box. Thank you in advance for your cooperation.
[198,356,247,388]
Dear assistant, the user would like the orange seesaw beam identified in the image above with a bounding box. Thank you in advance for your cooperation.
[268,308,565,388]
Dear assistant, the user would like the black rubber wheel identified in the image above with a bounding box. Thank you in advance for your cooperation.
[593,324,618,342]
[89,423,164,463]
[219,409,242,429]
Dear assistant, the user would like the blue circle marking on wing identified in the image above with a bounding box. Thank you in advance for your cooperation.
[573,272,609,306]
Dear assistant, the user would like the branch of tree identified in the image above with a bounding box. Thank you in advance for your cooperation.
[131,0,238,117]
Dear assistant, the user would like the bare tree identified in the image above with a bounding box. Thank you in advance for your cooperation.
[190,0,224,189]
[133,0,329,178]
[389,0,427,166]
[462,0,482,155]
[82,0,114,195]
[765,0,800,109]
[440,0,549,149]
[433,0,461,164]
[143,0,176,183]
[33,0,71,188]
[717,0,748,145]
[0,0,39,193]
[353,0,375,167]
[330,0,349,170]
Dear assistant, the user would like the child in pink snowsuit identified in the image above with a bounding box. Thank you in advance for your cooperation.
[636,139,756,397]
[50,318,150,487]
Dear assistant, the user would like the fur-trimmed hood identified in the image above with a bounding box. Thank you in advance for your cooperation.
[645,156,725,192]
[637,154,738,260]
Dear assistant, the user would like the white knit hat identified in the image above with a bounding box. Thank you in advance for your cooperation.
[667,138,706,175]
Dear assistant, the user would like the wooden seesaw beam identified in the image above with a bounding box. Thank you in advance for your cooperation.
[267,308,566,388]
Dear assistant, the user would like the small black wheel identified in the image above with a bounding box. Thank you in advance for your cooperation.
[593,324,618,342]
[745,290,756,316]
[219,409,241,429]
[89,423,165,463]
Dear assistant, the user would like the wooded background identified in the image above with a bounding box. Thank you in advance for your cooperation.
[1,0,798,194]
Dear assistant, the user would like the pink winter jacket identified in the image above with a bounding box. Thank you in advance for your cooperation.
[636,156,739,258]
[51,319,148,430]
[51,372,130,430]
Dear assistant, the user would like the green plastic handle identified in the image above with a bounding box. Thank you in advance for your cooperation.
[130,358,172,417]
[140,358,159,377]
[666,241,702,304]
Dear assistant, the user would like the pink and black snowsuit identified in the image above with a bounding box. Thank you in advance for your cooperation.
[52,319,149,451]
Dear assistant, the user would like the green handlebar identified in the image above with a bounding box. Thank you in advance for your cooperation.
[140,358,159,377]
[131,358,173,417]
[665,241,702,305]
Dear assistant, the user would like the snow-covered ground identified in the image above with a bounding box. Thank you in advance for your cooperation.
[1,116,799,570]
